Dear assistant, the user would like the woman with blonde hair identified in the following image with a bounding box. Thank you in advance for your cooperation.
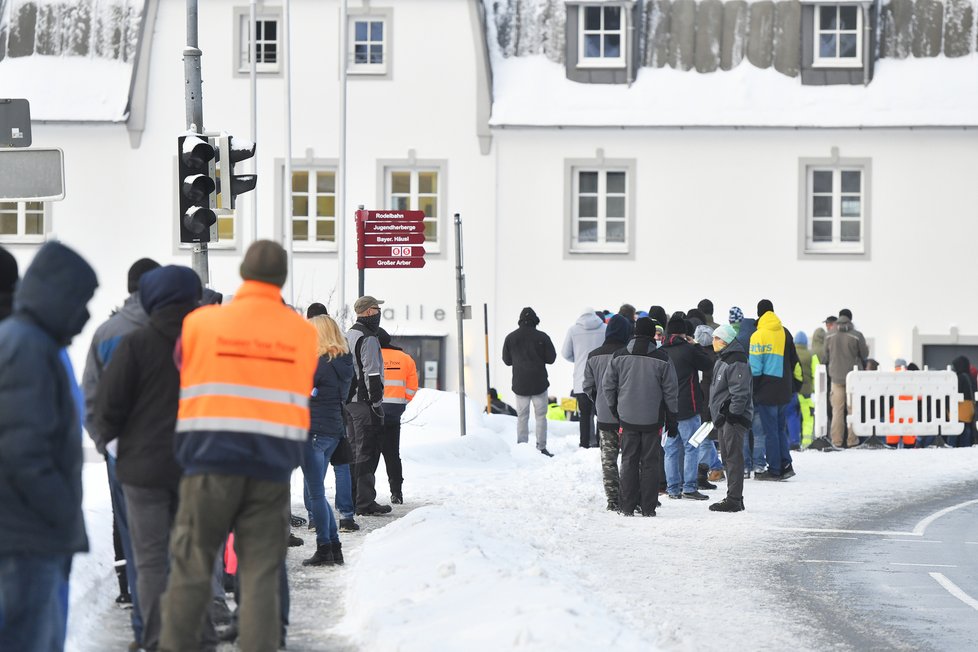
[300,315,354,566]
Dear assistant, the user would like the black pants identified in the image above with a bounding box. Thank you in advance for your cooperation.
[574,393,596,448]
[345,402,382,512]
[718,422,747,503]
[619,428,663,515]
[380,420,404,495]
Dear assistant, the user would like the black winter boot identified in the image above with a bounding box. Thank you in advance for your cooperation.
[302,544,335,566]
[330,541,344,565]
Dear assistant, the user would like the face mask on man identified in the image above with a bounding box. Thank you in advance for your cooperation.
[359,312,381,331]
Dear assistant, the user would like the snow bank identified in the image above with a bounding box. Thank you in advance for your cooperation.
[340,388,978,650]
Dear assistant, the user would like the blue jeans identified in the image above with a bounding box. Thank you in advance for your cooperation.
[300,434,341,545]
[304,460,355,521]
[0,553,70,652]
[664,415,702,494]
[744,413,768,473]
[333,464,354,520]
[699,439,723,471]
[756,403,792,475]
[107,455,143,644]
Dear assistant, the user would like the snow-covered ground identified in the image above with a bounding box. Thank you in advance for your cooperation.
[68,388,978,651]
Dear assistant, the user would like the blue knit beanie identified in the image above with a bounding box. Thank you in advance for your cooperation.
[794,331,808,346]
[728,306,744,324]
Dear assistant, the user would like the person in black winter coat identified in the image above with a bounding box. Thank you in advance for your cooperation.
[660,316,715,499]
[952,356,975,448]
[583,314,633,511]
[0,245,17,322]
[502,307,557,455]
[602,317,679,517]
[0,241,98,652]
[93,265,202,652]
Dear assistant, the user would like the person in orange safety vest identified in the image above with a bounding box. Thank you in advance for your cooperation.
[378,328,418,505]
[160,241,318,652]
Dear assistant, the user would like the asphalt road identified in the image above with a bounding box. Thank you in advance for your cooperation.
[781,480,978,651]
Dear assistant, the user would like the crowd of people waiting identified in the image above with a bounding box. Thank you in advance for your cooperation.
[0,241,417,652]
[495,298,978,519]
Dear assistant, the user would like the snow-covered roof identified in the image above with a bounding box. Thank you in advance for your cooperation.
[0,0,143,122]
[483,0,978,128]
[488,54,978,128]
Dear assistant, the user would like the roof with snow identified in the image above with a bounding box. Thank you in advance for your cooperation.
[482,0,978,128]
[0,0,143,122]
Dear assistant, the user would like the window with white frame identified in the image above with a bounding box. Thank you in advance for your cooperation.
[349,17,387,74]
[578,5,625,67]
[291,169,337,249]
[814,5,862,67]
[0,201,47,243]
[238,14,280,73]
[386,169,439,250]
[571,169,628,252]
[806,166,864,253]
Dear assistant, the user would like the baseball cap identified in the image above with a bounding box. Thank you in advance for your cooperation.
[353,295,384,314]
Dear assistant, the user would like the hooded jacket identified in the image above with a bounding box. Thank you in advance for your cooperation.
[602,335,679,431]
[582,314,633,431]
[94,301,196,490]
[81,293,150,454]
[823,316,869,382]
[0,242,98,556]
[502,308,557,396]
[561,310,606,394]
[710,337,754,425]
[659,333,714,421]
[749,311,800,406]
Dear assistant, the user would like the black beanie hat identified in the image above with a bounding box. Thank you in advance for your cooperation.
[306,302,328,318]
[648,305,668,328]
[757,299,774,317]
[128,257,160,293]
[0,246,18,294]
[697,299,714,315]
[635,317,655,337]
[240,240,288,287]
[666,316,686,335]
[518,307,540,327]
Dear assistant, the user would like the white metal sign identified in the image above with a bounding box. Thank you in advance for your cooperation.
[0,148,65,201]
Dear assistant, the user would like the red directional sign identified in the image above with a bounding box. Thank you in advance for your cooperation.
[361,210,425,221]
[363,257,427,269]
[362,221,426,234]
[362,233,426,246]
[363,245,426,258]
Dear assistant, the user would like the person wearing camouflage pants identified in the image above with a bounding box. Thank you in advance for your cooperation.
[583,314,633,511]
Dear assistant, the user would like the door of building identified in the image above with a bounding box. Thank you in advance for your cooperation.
[389,335,446,390]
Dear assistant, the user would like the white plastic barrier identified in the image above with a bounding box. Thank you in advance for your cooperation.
[845,369,964,438]
[813,365,828,439]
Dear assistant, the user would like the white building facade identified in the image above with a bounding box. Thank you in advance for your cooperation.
[1,0,977,400]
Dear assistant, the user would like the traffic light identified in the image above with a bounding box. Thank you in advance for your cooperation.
[218,134,257,210]
[177,134,218,243]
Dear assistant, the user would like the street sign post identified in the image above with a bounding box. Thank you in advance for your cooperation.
[0,99,32,147]
[355,208,428,294]
[0,148,65,201]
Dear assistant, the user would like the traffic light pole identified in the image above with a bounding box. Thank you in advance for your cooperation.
[184,0,208,285]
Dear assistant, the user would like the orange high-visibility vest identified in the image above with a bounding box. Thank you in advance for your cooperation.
[381,347,419,405]
[177,281,318,442]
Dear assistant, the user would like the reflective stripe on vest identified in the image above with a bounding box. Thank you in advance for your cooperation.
[176,417,309,442]
[385,397,409,405]
[181,383,309,407]
[386,379,405,387]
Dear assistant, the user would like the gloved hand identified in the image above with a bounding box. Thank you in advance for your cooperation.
[666,421,679,437]
[713,412,727,428]
[730,412,752,429]
[610,405,619,421]
[370,403,385,425]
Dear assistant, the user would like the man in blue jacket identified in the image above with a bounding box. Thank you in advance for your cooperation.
[0,242,98,652]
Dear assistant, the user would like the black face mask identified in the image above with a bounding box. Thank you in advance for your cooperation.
[359,313,381,331]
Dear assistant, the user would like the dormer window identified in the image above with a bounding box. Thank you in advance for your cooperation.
[814,5,862,68]
[578,5,625,68]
